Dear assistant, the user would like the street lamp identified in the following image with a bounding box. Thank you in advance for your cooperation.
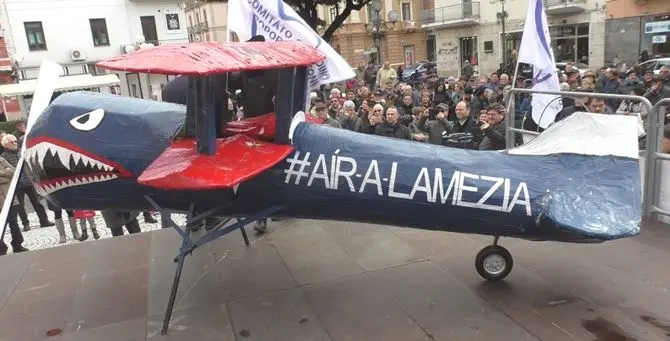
[369,0,398,65]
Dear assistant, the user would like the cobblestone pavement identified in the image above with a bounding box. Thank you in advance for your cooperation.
[3,211,188,252]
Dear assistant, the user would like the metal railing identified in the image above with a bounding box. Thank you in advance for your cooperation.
[644,98,670,219]
[419,2,480,25]
[505,88,669,222]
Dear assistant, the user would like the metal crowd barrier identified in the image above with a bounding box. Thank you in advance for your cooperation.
[504,88,667,222]
[645,98,670,220]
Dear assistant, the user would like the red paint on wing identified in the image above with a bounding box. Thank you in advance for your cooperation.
[224,112,276,141]
[96,41,326,76]
[137,135,294,190]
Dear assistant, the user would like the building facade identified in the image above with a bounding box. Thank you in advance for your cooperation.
[0,0,188,115]
[326,0,428,67]
[605,0,669,66]
[424,0,606,77]
[0,4,20,119]
[184,0,229,42]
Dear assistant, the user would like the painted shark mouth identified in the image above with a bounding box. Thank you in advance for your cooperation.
[25,137,134,196]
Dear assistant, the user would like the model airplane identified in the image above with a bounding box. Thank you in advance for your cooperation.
[23,41,641,285]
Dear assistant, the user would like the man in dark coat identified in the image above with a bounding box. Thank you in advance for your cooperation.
[375,107,412,140]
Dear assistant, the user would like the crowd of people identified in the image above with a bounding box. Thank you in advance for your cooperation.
[285,58,670,151]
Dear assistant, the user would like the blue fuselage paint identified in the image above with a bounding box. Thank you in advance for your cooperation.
[27,92,641,243]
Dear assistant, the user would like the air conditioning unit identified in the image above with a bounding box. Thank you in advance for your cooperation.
[70,48,86,61]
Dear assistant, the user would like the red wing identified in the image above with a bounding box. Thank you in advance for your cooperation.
[137,135,294,190]
[223,112,276,141]
[96,41,326,76]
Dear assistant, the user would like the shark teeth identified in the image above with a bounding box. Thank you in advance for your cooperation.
[25,141,119,195]
[37,174,118,196]
[25,142,114,172]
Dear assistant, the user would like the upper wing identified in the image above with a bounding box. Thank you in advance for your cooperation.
[96,41,326,76]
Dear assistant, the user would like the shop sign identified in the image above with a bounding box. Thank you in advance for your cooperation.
[645,21,670,34]
[652,35,667,44]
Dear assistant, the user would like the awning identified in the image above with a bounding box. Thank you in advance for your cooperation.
[0,74,121,97]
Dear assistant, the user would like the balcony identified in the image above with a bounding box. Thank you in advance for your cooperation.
[182,0,226,11]
[544,0,586,15]
[420,2,480,30]
[188,22,209,34]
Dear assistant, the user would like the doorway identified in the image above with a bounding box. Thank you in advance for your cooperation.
[140,16,159,45]
[426,35,436,62]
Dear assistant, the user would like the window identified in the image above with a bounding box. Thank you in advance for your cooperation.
[202,9,207,25]
[166,13,180,30]
[330,7,338,22]
[24,21,47,51]
[89,19,110,47]
[401,2,411,21]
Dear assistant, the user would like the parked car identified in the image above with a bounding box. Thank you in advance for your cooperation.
[401,61,437,81]
[628,57,670,76]
[555,62,590,77]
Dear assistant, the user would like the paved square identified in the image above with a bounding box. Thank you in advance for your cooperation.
[0,216,669,341]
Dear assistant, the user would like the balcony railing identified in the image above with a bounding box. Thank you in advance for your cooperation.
[420,2,480,25]
[544,0,585,6]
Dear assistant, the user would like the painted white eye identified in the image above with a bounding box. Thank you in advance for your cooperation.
[70,108,105,131]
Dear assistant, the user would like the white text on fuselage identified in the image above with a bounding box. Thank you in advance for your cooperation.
[283,151,531,216]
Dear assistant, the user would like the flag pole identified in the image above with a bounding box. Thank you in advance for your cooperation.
[504,55,521,147]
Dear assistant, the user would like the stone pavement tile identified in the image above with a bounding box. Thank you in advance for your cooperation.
[300,272,432,341]
[0,274,78,341]
[320,221,428,271]
[510,242,670,340]
[211,238,297,301]
[391,228,478,259]
[269,221,364,285]
[67,266,149,333]
[563,238,670,293]
[369,260,539,341]
[16,246,89,291]
[61,318,147,341]
[147,241,221,316]
[0,251,35,308]
[85,231,152,276]
[226,288,331,341]
[146,303,235,341]
[436,251,636,340]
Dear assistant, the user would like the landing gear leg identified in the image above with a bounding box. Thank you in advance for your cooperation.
[475,236,513,281]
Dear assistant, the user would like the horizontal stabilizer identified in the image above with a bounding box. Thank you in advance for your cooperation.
[137,135,294,190]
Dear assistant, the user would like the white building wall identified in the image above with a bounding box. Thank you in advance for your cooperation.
[3,0,187,99]
[431,0,606,77]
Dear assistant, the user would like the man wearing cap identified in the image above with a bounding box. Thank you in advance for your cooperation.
[314,102,342,128]
[417,103,451,145]
[581,70,596,89]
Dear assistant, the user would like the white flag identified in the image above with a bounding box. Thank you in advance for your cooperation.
[517,0,562,129]
[227,0,355,89]
[0,60,60,234]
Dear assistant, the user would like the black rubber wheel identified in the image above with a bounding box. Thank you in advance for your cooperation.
[475,245,513,281]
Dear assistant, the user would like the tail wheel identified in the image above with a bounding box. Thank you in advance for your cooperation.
[475,245,513,281]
